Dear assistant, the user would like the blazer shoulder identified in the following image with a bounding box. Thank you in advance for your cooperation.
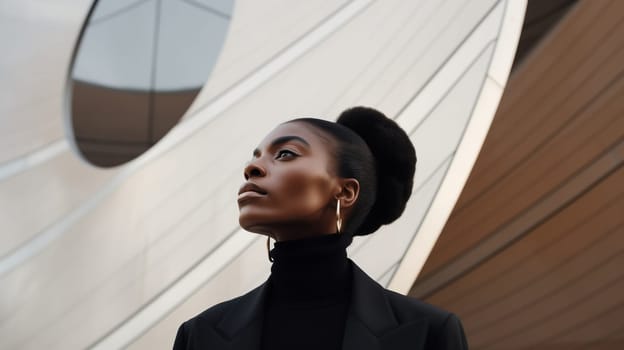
[382,289,468,349]
[173,295,238,348]
[183,297,234,327]
[180,284,260,329]
[383,288,451,326]
[173,284,266,349]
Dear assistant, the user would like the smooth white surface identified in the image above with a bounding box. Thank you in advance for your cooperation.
[351,156,452,280]
[388,0,527,294]
[353,40,495,277]
[389,77,504,293]
[0,139,68,182]
[0,0,92,163]
[128,235,271,349]
[91,229,257,350]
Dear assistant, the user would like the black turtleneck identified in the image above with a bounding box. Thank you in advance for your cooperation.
[261,233,353,350]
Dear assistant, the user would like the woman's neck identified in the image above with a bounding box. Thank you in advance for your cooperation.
[268,223,338,241]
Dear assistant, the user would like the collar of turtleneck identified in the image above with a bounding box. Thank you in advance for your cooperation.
[267,233,353,304]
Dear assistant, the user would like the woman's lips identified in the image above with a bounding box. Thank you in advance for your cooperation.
[237,191,266,203]
[238,182,267,204]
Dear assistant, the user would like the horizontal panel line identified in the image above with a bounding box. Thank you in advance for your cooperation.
[411,138,624,298]
[0,139,68,183]
[437,194,624,310]
[467,228,624,334]
[478,267,624,348]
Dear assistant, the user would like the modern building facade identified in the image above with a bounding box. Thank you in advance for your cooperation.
[1,0,620,349]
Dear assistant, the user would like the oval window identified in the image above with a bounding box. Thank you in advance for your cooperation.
[69,0,234,167]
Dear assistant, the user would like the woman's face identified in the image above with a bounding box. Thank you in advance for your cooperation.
[238,122,341,240]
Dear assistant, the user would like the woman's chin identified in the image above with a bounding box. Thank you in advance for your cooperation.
[238,215,270,235]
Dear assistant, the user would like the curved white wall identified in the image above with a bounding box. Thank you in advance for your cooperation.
[0,0,525,348]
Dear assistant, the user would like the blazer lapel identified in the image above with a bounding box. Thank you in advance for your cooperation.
[214,282,269,350]
[211,262,428,350]
[342,262,428,350]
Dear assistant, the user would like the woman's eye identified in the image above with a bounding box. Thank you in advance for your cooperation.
[276,150,296,159]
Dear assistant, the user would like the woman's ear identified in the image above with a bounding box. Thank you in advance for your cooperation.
[337,178,359,208]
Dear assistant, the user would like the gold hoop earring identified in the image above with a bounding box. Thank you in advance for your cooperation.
[266,236,274,262]
[336,199,342,234]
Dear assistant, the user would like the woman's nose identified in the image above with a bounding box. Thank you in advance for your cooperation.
[244,160,266,180]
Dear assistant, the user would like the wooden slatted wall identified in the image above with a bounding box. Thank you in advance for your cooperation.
[409,1,624,348]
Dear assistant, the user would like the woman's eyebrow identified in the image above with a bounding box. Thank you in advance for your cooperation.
[270,135,310,147]
[253,135,310,156]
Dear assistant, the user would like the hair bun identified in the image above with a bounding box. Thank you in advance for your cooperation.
[337,106,416,235]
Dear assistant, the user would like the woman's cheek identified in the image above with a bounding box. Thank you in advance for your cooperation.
[288,174,332,208]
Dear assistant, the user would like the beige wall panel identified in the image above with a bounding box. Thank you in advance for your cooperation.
[351,40,497,279]
[335,0,498,115]
[127,238,268,349]
[0,152,115,258]
[373,0,499,117]
[350,156,451,281]
[184,0,349,117]
[317,0,448,114]
[0,94,65,164]
[0,0,92,163]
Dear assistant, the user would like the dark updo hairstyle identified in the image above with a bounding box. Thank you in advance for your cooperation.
[290,106,416,236]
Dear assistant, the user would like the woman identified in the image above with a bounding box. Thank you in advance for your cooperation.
[173,107,468,349]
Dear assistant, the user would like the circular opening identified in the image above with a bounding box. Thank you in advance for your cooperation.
[68,0,234,167]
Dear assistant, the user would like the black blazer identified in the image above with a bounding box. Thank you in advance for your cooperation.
[173,261,468,349]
